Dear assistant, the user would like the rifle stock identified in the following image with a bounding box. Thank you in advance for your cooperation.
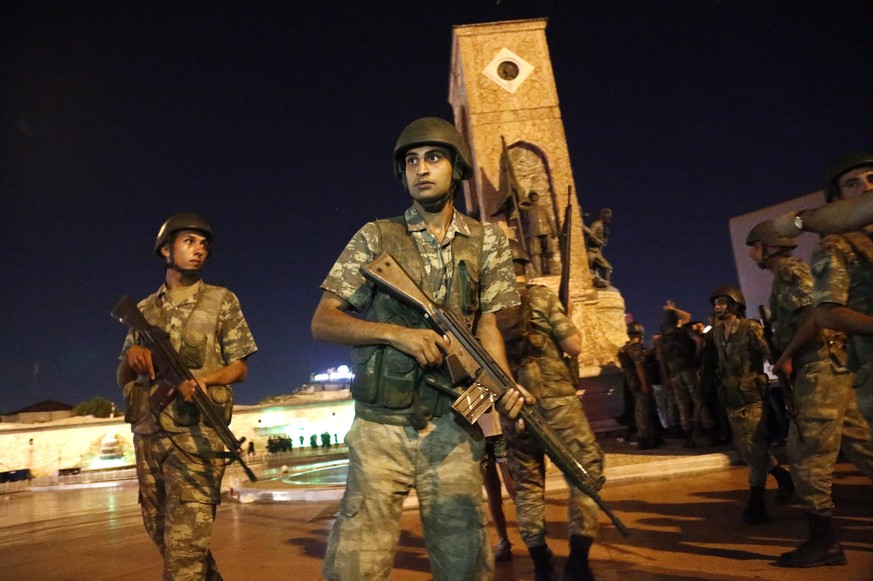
[111,295,257,481]
[362,252,630,537]
[758,305,804,443]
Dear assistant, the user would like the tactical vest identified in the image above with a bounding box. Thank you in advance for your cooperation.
[138,284,233,433]
[350,216,484,426]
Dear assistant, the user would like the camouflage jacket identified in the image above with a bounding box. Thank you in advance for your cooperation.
[812,227,873,371]
[498,282,579,398]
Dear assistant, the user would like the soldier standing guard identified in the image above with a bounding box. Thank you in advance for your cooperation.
[117,213,258,580]
[703,286,793,524]
[311,117,531,581]
[497,240,604,581]
[747,219,873,567]
[618,322,662,450]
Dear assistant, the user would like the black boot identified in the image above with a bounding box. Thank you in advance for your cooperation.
[528,544,554,581]
[742,486,769,524]
[775,512,847,567]
[562,535,595,581]
[770,465,795,504]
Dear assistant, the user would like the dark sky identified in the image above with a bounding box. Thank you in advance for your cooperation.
[2,1,871,414]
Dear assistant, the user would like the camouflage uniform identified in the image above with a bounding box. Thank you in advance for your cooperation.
[498,282,604,548]
[659,325,715,433]
[120,281,257,581]
[617,339,660,443]
[710,318,775,487]
[320,206,519,581]
[812,228,873,436]
[771,256,873,516]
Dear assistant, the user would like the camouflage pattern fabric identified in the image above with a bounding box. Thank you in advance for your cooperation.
[725,401,776,486]
[658,326,714,430]
[134,430,226,581]
[322,415,491,581]
[497,283,603,548]
[771,255,873,515]
[812,228,873,434]
[120,281,256,579]
[618,340,659,440]
[787,360,873,514]
[321,206,517,580]
[502,396,602,547]
[321,207,518,314]
[711,318,775,486]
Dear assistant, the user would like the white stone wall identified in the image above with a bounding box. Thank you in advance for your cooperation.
[0,394,356,478]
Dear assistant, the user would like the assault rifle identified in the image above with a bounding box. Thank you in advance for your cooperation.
[111,295,257,481]
[758,305,804,443]
[361,252,630,537]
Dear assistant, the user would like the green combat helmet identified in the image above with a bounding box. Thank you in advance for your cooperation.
[709,285,746,315]
[154,212,213,256]
[824,152,873,202]
[392,117,474,187]
[745,220,797,249]
[627,321,644,337]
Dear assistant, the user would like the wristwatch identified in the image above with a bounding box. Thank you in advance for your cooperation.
[793,213,805,232]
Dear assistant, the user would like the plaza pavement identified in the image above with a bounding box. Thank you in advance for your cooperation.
[2,435,871,580]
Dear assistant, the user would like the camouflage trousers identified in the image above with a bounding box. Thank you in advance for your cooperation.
[323,414,491,581]
[788,359,873,515]
[502,395,604,548]
[669,369,715,431]
[725,401,776,487]
[630,383,660,440]
[134,429,226,581]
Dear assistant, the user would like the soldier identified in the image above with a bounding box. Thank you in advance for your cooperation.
[585,208,613,288]
[617,322,663,450]
[310,117,530,581]
[656,304,722,447]
[703,286,793,524]
[117,213,258,580]
[747,219,873,567]
[520,191,557,276]
[497,240,604,581]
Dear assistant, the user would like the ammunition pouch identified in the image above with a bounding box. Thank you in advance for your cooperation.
[351,345,419,409]
[123,379,150,424]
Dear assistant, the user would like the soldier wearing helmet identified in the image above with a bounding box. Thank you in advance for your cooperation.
[747,219,873,568]
[496,237,603,580]
[772,152,873,236]
[312,117,530,580]
[617,320,663,450]
[746,220,797,270]
[703,284,793,526]
[117,213,257,579]
[774,152,873,433]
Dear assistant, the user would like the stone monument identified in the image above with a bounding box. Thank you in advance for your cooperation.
[449,19,627,427]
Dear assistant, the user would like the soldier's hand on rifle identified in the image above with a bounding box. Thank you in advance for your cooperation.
[125,345,156,380]
[178,378,206,404]
[389,328,449,369]
[496,383,536,421]
[773,353,793,377]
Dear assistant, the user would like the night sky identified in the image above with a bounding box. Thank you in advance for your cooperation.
[2,1,871,414]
